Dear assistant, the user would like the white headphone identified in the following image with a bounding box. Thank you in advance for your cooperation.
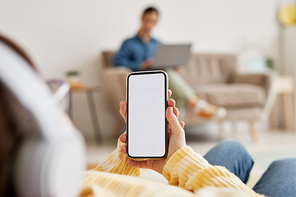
[0,41,86,197]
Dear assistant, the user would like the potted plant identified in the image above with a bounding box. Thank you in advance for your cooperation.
[66,70,84,89]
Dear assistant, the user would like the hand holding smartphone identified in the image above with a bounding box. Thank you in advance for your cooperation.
[119,88,187,174]
[127,71,168,159]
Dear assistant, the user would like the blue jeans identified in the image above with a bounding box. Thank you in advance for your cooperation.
[204,139,296,197]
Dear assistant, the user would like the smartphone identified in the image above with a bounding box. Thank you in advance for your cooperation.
[127,71,168,159]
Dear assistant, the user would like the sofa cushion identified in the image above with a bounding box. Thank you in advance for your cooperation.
[179,54,237,85]
[193,84,266,108]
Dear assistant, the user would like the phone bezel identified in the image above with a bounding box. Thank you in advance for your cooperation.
[126,70,168,159]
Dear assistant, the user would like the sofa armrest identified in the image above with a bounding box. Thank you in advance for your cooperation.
[103,66,131,82]
[102,66,131,117]
[232,71,278,120]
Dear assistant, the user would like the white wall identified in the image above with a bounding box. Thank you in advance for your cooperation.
[0,0,280,140]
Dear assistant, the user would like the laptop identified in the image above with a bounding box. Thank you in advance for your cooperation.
[152,44,191,69]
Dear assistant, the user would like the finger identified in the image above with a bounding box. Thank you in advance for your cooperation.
[168,129,172,140]
[121,145,127,153]
[119,101,127,122]
[173,107,179,118]
[128,160,150,169]
[168,124,171,132]
[180,121,185,128]
[119,133,127,143]
[166,107,183,134]
[119,101,127,114]
[148,60,154,65]
[167,99,176,108]
[168,90,172,98]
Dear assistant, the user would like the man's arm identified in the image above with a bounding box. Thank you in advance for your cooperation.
[113,40,143,71]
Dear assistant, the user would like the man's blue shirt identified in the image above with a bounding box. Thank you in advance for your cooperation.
[113,35,161,71]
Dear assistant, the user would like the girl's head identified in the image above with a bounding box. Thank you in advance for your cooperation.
[0,34,37,196]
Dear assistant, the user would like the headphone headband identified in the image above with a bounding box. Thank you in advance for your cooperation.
[0,41,72,141]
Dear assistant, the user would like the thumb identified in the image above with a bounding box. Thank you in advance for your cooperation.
[166,107,183,134]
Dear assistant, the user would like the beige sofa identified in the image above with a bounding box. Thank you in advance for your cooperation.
[101,51,277,141]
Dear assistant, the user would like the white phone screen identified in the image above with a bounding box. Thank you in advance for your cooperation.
[127,72,167,158]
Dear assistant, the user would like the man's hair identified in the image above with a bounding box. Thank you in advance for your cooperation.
[142,7,159,16]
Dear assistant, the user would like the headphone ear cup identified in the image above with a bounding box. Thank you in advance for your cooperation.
[40,133,86,197]
[14,135,47,197]
[14,132,86,197]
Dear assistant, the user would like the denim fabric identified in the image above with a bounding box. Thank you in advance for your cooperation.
[204,139,296,197]
[204,139,254,184]
[253,158,296,197]
[113,35,160,71]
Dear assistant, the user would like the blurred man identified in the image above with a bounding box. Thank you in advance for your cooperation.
[113,7,226,120]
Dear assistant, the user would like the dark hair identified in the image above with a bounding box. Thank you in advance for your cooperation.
[0,34,36,70]
[0,34,37,196]
[142,7,159,16]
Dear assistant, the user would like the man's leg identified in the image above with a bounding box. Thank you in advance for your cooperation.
[164,68,227,120]
[253,158,296,197]
[165,69,196,100]
[204,139,254,183]
[164,68,196,120]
